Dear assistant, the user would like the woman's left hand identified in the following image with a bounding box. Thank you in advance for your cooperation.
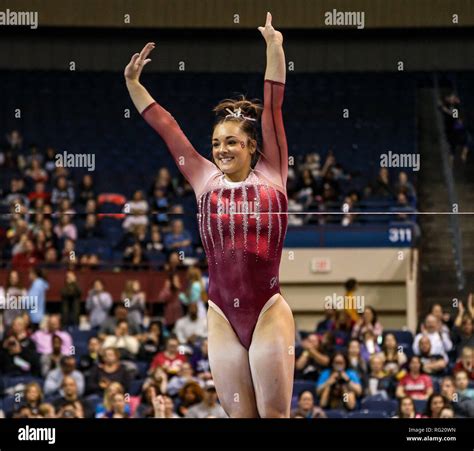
[258,12,283,45]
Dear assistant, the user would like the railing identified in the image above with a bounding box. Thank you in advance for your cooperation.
[432,73,466,291]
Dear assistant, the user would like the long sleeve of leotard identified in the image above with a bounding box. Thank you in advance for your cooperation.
[255,79,288,190]
[141,101,218,197]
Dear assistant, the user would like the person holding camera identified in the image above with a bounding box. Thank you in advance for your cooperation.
[316,351,362,411]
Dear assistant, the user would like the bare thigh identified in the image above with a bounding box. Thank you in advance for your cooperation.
[249,295,295,418]
[207,305,259,418]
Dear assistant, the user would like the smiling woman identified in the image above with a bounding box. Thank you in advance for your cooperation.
[125,11,295,418]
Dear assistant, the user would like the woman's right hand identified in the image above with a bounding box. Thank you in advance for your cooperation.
[124,42,155,83]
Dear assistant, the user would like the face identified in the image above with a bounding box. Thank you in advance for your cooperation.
[172,220,183,235]
[441,380,455,399]
[93,280,103,291]
[332,355,346,372]
[9,271,19,285]
[298,392,314,410]
[430,396,444,415]
[112,393,126,412]
[181,363,193,377]
[455,372,469,390]
[384,334,396,349]
[420,337,431,354]
[212,122,255,176]
[348,341,360,355]
[167,339,179,354]
[462,318,473,336]
[48,316,60,332]
[12,317,25,335]
[431,304,442,319]
[401,398,414,416]
[371,356,384,373]
[89,337,100,354]
[116,322,129,336]
[461,348,473,368]
[425,315,437,332]
[363,308,374,323]
[26,385,40,402]
[63,377,77,397]
[440,408,454,418]
[409,357,421,373]
[104,349,118,364]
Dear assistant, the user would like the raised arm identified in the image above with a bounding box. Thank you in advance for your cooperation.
[125,43,218,198]
[255,13,288,191]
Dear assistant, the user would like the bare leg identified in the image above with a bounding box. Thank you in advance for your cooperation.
[207,305,259,418]
[248,295,295,418]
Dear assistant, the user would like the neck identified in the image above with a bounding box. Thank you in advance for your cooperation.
[224,167,252,183]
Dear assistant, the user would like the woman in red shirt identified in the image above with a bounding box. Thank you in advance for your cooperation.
[396,355,433,400]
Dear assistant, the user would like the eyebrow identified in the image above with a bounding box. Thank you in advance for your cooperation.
[212,136,238,141]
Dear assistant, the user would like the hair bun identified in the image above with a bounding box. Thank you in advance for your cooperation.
[213,95,263,121]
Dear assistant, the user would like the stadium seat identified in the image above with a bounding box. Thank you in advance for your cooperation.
[293,380,316,396]
[324,409,348,418]
[360,398,398,416]
[413,399,427,414]
[384,330,414,346]
[348,409,388,419]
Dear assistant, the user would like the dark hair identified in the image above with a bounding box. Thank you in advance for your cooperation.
[364,306,378,326]
[212,95,263,168]
[297,390,314,401]
[330,351,349,370]
[407,355,423,373]
[397,396,415,418]
[344,278,357,292]
[424,394,447,418]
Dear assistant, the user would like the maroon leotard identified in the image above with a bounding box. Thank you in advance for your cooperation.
[142,79,288,349]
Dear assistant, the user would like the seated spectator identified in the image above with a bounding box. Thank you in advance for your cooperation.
[372,167,394,198]
[393,396,422,418]
[440,406,455,418]
[102,320,140,360]
[53,375,93,418]
[102,393,130,418]
[347,339,368,388]
[99,304,141,337]
[190,338,212,382]
[149,335,187,378]
[174,303,207,346]
[454,370,474,401]
[12,237,39,272]
[424,393,449,418]
[121,279,146,327]
[44,355,85,398]
[2,269,27,329]
[78,336,101,379]
[185,380,227,418]
[79,214,102,239]
[51,176,74,205]
[452,297,474,354]
[86,279,113,329]
[40,334,65,377]
[381,333,407,378]
[138,321,165,363]
[28,181,51,204]
[167,362,203,397]
[316,351,362,411]
[429,302,452,334]
[440,376,474,418]
[87,348,131,395]
[122,190,149,232]
[143,367,168,396]
[134,384,160,418]
[163,219,192,256]
[77,174,96,205]
[31,314,73,355]
[360,329,381,362]
[5,316,36,350]
[394,171,416,200]
[60,271,82,327]
[351,306,383,341]
[396,356,433,400]
[18,382,44,417]
[0,333,41,376]
[413,314,453,363]
[453,346,474,380]
[54,215,77,242]
[95,382,130,418]
[146,227,165,254]
[416,335,447,376]
[178,266,207,318]
[316,308,337,333]
[151,391,180,418]
[295,333,330,381]
[290,390,326,419]
[366,354,395,399]
[123,242,149,270]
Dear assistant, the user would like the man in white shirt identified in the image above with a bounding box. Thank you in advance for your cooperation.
[413,314,452,362]
[174,303,207,345]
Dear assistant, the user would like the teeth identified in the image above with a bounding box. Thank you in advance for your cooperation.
[220,157,234,163]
